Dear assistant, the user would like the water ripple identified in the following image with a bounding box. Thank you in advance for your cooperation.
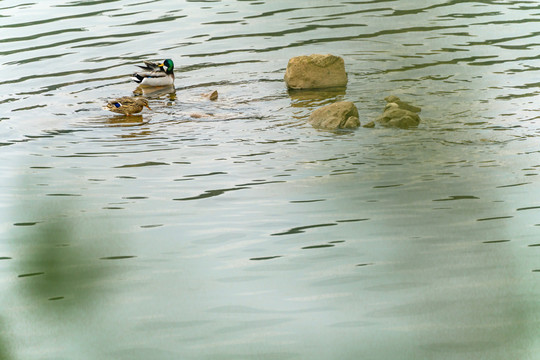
[271,223,337,236]
[3,1,540,358]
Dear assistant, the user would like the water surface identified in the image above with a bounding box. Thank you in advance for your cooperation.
[1,1,540,359]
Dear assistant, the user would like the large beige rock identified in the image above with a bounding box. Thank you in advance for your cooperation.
[284,54,348,89]
[308,101,360,130]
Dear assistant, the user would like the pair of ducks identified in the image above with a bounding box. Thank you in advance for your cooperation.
[104,59,174,116]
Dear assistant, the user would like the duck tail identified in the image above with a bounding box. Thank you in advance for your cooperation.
[131,73,144,83]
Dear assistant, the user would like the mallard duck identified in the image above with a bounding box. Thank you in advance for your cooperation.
[131,59,175,86]
[103,96,151,116]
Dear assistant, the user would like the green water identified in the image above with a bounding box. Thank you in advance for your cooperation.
[1,1,540,359]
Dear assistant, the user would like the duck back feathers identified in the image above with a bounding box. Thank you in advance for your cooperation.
[132,59,175,86]
[104,96,151,115]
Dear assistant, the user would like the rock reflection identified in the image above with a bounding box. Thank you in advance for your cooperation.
[288,88,346,110]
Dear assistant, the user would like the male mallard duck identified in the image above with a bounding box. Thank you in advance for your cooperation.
[103,96,151,116]
[131,59,175,86]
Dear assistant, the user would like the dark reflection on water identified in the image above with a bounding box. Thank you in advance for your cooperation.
[250,255,282,261]
[173,186,249,201]
[115,161,170,168]
[99,114,148,127]
[100,255,137,260]
[433,195,480,201]
[271,223,337,236]
[2,0,540,358]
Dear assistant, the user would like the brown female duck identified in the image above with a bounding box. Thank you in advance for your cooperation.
[104,96,151,116]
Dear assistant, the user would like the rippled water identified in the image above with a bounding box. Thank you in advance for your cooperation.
[1,1,540,359]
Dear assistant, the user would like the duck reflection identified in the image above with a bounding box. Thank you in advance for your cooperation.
[102,114,147,127]
[133,84,176,101]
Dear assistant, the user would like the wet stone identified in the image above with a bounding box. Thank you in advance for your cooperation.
[284,54,348,89]
[363,121,375,128]
[308,101,360,130]
[376,95,422,129]
[204,90,218,101]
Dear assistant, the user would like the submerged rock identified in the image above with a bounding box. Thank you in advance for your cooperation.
[284,54,348,89]
[203,90,218,101]
[362,121,375,128]
[376,95,421,129]
[384,95,421,113]
[308,101,360,130]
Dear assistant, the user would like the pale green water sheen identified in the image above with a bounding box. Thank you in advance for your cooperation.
[1,1,540,359]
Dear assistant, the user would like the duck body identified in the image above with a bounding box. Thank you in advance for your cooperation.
[104,96,151,116]
[132,59,175,87]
